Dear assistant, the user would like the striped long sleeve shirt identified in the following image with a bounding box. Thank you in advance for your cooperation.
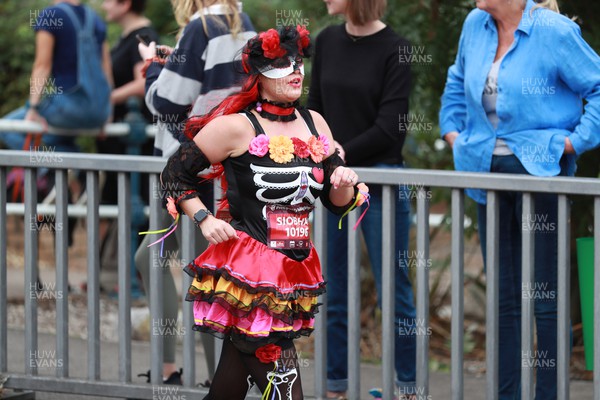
[145,5,255,157]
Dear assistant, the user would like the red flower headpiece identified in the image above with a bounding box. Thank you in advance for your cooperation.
[242,25,312,75]
[259,29,287,59]
[296,25,310,56]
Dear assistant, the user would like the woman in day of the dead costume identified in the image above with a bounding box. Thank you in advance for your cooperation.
[160,25,369,400]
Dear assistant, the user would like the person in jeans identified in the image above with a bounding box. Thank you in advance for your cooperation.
[440,0,600,398]
[95,0,158,298]
[99,0,158,200]
[0,0,111,254]
[0,0,111,152]
[307,0,416,398]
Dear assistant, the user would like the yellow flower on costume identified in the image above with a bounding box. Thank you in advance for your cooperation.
[268,135,295,164]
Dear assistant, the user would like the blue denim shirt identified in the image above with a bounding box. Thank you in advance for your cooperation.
[439,0,600,203]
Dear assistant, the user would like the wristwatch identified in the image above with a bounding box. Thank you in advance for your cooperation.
[193,209,212,227]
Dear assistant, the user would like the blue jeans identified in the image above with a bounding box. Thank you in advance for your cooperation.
[325,164,416,394]
[477,154,569,400]
[0,106,78,152]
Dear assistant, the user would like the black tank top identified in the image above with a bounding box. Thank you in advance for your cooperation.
[222,108,325,261]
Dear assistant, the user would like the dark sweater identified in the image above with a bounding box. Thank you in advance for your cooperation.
[307,24,411,167]
[111,26,159,122]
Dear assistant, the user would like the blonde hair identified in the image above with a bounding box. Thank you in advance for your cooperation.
[532,0,560,13]
[346,0,386,26]
[170,0,242,39]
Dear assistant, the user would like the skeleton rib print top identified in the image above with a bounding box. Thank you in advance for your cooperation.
[223,109,325,262]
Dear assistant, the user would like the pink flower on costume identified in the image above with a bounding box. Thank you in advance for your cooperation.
[307,136,326,163]
[291,137,310,158]
[166,197,178,220]
[249,135,270,157]
[318,134,330,154]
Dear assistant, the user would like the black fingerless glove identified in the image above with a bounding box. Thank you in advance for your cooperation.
[160,140,211,212]
[319,150,359,215]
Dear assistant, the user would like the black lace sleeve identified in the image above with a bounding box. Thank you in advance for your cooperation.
[320,150,359,215]
[160,140,212,212]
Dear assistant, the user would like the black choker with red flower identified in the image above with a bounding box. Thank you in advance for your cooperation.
[255,98,299,122]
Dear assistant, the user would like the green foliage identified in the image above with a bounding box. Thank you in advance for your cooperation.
[385,1,483,237]
[0,1,43,115]
[559,2,600,241]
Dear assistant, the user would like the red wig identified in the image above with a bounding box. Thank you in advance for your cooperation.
[184,75,259,140]
[184,75,260,211]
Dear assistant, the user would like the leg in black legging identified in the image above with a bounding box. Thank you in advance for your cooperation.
[204,337,304,400]
[203,339,253,400]
[239,340,304,400]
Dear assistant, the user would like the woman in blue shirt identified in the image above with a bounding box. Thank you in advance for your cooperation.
[0,0,110,152]
[440,0,600,398]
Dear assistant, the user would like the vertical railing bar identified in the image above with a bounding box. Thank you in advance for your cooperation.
[24,168,38,376]
[313,203,327,399]
[149,173,164,386]
[117,172,132,382]
[451,188,465,400]
[416,187,430,396]
[347,210,361,400]
[0,167,7,372]
[594,197,600,400]
[382,185,396,400]
[181,216,196,388]
[557,194,570,399]
[55,169,69,378]
[212,179,222,372]
[486,190,499,400]
[86,170,101,380]
[521,193,535,400]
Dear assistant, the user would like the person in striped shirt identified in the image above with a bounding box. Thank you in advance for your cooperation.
[135,0,255,387]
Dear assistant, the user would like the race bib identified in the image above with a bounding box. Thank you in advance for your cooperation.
[266,204,313,249]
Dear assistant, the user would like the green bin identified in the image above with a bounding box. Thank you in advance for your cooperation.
[576,237,595,371]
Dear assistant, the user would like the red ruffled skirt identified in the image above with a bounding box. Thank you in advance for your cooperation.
[184,230,325,340]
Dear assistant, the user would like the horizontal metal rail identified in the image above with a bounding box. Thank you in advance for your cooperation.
[0,119,157,137]
[1,150,599,195]
[3,375,262,399]
[5,203,149,218]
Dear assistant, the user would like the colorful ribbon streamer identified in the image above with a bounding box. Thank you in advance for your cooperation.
[261,361,278,400]
[338,190,370,230]
[138,214,179,257]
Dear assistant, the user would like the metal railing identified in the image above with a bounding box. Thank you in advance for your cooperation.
[0,108,159,301]
[0,149,599,400]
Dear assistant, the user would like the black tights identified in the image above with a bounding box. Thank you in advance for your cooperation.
[203,337,304,400]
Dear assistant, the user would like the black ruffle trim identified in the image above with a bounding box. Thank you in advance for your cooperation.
[191,323,315,342]
[183,263,326,298]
